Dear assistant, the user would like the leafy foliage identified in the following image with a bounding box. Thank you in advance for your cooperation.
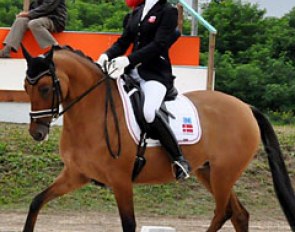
[199,0,266,55]
[66,0,129,32]
[199,0,295,113]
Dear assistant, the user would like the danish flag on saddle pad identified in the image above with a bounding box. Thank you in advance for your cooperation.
[182,117,194,134]
[117,78,202,147]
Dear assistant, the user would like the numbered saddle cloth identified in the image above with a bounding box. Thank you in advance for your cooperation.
[117,78,202,147]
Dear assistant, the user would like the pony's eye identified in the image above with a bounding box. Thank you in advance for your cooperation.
[39,85,51,99]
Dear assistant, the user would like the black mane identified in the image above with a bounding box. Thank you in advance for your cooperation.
[53,45,95,63]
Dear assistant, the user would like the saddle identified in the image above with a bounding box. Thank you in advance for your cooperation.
[122,74,177,140]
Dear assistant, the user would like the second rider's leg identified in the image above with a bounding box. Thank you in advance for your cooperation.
[28,17,58,49]
[0,17,30,58]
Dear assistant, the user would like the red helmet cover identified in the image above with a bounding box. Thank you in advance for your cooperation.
[125,0,144,8]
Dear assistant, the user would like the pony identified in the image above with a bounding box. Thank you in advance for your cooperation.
[21,45,295,232]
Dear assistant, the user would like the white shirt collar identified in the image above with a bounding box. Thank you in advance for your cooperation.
[141,0,159,20]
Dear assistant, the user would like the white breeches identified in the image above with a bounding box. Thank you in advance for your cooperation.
[130,69,167,123]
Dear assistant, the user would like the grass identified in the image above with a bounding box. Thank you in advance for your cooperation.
[0,122,294,221]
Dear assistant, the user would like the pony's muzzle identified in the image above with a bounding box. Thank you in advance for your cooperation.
[29,121,50,141]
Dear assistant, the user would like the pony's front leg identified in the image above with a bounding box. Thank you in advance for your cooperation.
[22,167,89,232]
[112,180,136,232]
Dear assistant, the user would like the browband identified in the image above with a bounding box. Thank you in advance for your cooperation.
[26,69,51,85]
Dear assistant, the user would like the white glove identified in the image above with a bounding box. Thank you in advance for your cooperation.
[108,56,130,79]
[109,56,130,71]
[96,53,109,69]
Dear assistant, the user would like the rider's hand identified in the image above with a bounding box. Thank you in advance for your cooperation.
[96,53,109,69]
[108,56,130,79]
[109,56,130,71]
[17,11,29,18]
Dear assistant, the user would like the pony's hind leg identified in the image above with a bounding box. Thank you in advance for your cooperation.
[229,193,249,232]
[209,192,249,232]
[195,163,232,231]
[195,162,249,232]
[22,167,89,232]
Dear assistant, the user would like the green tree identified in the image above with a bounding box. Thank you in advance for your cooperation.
[271,10,295,63]
[0,0,22,26]
[200,0,295,113]
[199,0,266,55]
[66,0,128,32]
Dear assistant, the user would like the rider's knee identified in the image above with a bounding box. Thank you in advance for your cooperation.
[28,18,43,30]
[143,109,156,123]
[14,17,29,26]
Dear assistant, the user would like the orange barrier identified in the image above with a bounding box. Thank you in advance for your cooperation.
[0,90,29,102]
[0,28,200,65]
[0,29,200,102]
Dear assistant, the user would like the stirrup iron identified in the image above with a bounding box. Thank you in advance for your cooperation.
[172,161,190,180]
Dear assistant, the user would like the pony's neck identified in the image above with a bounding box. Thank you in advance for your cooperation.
[55,52,106,127]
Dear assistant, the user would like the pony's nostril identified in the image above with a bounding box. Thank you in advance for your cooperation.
[34,132,44,141]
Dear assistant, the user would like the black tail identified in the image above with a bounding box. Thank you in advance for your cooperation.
[251,106,295,231]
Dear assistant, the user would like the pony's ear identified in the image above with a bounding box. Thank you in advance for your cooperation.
[21,43,32,64]
[45,46,54,63]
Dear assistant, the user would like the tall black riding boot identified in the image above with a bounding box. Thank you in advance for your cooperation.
[150,112,191,181]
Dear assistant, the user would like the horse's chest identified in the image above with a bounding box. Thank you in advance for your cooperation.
[61,148,105,178]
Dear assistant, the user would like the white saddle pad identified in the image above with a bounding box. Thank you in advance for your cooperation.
[117,78,202,147]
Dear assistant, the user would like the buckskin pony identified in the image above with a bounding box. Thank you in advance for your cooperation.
[21,45,295,232]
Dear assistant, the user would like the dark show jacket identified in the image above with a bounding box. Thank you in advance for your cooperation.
[28,0,67,32]
[105,0,178,90]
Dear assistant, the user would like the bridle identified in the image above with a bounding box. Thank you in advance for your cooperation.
[27,63,62,121]
[27,62,107,121]
[27,62,121,158]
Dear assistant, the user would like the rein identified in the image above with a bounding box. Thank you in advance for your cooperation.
[58,72,107,116]
[103,74,122,159]
[28,62,121,159]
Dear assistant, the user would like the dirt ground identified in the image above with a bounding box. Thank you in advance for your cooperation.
[0,211,292,232]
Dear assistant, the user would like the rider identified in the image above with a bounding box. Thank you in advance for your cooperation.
[97,0,191,181]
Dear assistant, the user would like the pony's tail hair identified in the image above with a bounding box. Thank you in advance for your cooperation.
[251,106,295,231]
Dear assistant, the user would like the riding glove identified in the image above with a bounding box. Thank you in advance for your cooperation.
[96,53,109,69]
[107,56,130,79]
[110,56,130,71]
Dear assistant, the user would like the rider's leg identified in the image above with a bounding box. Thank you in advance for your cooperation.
[142,80,191,180]
[151,111,191,180]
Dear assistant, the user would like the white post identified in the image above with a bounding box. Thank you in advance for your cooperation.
[207,33,216,90]
[23,0,30,11]
[191,0,198,35]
